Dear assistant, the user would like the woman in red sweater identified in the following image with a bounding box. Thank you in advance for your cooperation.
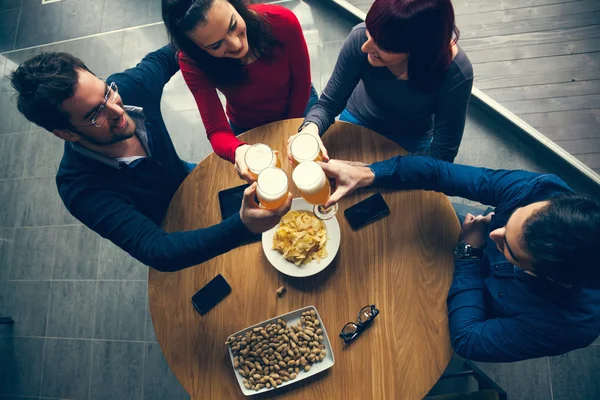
[163,0,317,181]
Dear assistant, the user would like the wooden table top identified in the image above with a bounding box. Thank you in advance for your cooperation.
[149,118,460,399]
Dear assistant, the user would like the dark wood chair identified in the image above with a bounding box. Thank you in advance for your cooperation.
[425,360,508,400]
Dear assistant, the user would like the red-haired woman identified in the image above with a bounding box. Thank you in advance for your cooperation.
[290,0,472,163]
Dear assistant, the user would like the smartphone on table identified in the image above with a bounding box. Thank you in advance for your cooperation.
[344,192,390,230]
[217,184,261,244]
[192,274,232,316]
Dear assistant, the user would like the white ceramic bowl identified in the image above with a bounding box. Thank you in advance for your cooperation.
[262,198,341,278]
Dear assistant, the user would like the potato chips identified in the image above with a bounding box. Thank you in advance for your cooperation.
[273,211,328,265]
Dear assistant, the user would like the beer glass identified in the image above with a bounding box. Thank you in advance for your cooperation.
[244,143,281,180]
[256,167,289,210]
[292,161,338,220]
[289,133,322,168]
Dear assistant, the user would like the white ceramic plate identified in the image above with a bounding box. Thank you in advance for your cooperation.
[262,198,341,278]
[227,306,335,396]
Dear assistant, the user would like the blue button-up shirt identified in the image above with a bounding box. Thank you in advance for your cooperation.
[370,156,600,362]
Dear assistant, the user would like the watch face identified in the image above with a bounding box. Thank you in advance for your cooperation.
[454,242,469,258]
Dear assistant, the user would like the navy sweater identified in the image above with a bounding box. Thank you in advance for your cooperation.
[56,46,254,272]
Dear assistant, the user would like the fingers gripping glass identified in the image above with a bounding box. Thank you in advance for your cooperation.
[340,305,379,344]
[75,82,119,128]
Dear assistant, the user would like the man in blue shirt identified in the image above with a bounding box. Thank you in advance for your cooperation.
[10,46,291,272]
[318,157,600,362]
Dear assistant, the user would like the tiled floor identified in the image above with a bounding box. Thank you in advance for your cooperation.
[0,0,598,399]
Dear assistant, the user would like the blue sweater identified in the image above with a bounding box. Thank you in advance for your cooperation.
[56,46,254,272]
[370,156,600,362]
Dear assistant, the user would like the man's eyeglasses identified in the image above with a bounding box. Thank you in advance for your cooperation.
[339,304,379,344]
[75,82,119,128]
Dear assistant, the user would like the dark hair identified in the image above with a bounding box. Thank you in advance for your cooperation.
[10,52,92,132]
[365,0,459,92]
[162,0,280,86]
[520,193,600,286]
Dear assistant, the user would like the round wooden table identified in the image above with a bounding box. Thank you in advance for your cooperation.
[149,119,461,399]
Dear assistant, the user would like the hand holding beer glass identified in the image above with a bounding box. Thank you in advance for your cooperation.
[256,167,290,210]
[289,133,325,168]
[243,143,281,181]
[292,161,338,220]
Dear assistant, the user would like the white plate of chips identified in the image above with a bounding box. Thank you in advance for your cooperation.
[262,198,340,277]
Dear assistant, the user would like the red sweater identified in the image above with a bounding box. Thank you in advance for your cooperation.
[179,4,311,163]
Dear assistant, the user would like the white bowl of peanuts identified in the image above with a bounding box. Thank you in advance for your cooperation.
[226,306,335,396]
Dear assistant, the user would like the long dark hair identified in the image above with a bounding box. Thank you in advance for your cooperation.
[162,0,281,86]
[365,0,459,92]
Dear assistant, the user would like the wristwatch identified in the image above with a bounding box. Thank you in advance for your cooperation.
[297,120,314,133]
[454,241,483,259]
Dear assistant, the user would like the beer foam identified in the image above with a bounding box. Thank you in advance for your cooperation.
[291,134,319,162]
[257,167,288,201]
[246,143,274,173]
[292,161,326,195]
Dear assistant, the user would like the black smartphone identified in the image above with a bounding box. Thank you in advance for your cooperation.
[192,274,232,316]
[344,193,390,230]
[218,184,261,244]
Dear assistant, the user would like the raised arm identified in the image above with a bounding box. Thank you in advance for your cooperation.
[369,156,571,209]
[63,186,255,272]
[321,157,571,210]
[410,62,473,162]
[179,53,244,163]
[108,45,180,110]
[303,26,366,135]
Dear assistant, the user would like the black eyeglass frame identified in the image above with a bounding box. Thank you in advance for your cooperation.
[339,304,379,344]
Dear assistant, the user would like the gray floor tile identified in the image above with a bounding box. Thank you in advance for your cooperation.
[0,280,7,315]
[1,47,41,94]
[0,55,7,94]
[41,338,92,400]
[0,8,19,52]
[15,176,62,227]
[161,109,213,163]
[56,199,81,226]
[14,1,61,49]
[160,71,198,112]
[0,336,45,396]
[119,23,168,72]
[148,0,161,23]
[0,132,27,179]
[10,226,56,280]
[144,296,156,343]
[475,357,553,400]
[52,225,100,280]
[0,228,15,280]
[143,342,189,400]
[0,179,21,228]
[94,280,146,341]
[98,238,147,280]
[299,0,355,44]
[56,0,105,41]
[2,281,50,337]
[46,281,96,339]
[90,340,144,400]
[100,0,151,33]
[83,32,125,80]
[0,0,21,12]
[22,129,64,178]
[0,91,31,135]
[550,346,600,400]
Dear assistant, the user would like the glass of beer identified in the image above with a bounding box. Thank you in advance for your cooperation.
[292,161,338,220]
[290,133,322,167]
[244,143,281,180]
[256,167,289,210]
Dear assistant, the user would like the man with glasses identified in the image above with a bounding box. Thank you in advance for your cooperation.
[317,157,600,362]
[10,46,291,272]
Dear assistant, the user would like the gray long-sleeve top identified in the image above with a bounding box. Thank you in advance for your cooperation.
[305,23,474,162]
